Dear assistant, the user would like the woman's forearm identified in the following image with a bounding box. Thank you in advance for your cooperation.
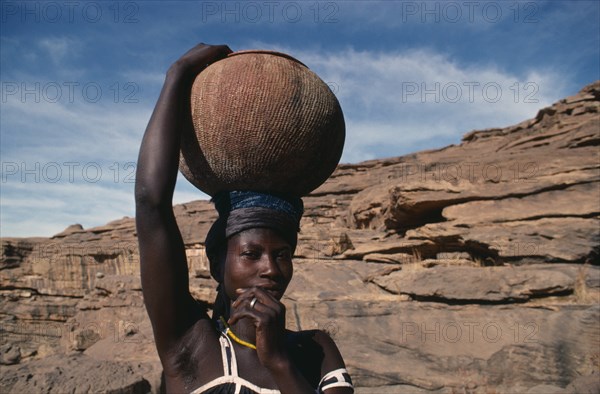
[135,44,230,207]
[135,69,190,208]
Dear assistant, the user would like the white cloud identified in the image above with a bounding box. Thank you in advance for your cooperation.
[1,92,150,161]
[271,47,568,162]
[38,37,81,65]
[1,180,134,237]
[334,1,538,31]
[120,70,166,87]
[1,86,149,237]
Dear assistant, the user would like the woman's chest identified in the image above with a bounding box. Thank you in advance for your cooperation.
[167,329,279,393]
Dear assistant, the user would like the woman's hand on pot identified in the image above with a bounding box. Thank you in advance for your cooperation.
[168,43,232,83]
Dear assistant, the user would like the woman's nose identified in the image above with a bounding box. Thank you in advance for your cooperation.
[259,254,280,278]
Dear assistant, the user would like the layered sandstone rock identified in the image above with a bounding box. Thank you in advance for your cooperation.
[1,81,599,393]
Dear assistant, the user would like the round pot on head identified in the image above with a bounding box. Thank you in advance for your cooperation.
[179,50,345,197]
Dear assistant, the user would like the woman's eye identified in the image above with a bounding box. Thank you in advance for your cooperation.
[277,251,292,260]
[242,251,259,259]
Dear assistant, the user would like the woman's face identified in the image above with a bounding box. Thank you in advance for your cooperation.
[223,227,293,301]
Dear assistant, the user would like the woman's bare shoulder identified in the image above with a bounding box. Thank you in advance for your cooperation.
[285,328,348,387]
[287,328,342,352]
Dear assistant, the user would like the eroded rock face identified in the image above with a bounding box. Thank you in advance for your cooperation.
[1,354,152,394]
[1,81,599,393]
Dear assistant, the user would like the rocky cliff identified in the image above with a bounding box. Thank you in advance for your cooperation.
[1,81,599,393]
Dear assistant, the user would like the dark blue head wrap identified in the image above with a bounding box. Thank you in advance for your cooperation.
[205,191,304,280]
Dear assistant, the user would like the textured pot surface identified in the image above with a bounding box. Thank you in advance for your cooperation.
[180,50,345,197]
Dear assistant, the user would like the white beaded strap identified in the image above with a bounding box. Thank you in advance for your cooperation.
[219,335,231,376]
[317,368,354,393]
[222,334,239,377]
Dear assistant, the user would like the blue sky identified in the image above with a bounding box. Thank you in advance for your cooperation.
[1,0,599,237]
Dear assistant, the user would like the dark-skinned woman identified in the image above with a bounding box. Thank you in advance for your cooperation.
[135,43,353,394]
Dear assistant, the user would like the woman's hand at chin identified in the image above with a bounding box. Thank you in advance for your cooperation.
[229,287,290,371]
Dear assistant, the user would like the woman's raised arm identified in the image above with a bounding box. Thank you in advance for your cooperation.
[135,43,232,357]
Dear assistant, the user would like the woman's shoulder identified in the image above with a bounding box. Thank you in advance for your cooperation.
[292,329,354,392]
[286,328,341,353]
[285,328,348,388]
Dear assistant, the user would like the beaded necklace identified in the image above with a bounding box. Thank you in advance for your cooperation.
[219,316,257,350]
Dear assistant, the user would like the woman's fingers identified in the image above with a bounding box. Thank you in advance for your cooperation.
[233,287,280,311]
[228,301,279,326]
[169,44,232,82]
[228,287,288,368]
[229,287,283,325]
[228,307,261,326]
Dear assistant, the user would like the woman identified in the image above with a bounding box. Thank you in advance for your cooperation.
[135,43,354,394]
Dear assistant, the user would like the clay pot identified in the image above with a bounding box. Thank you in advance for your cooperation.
[179,50,345,197]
